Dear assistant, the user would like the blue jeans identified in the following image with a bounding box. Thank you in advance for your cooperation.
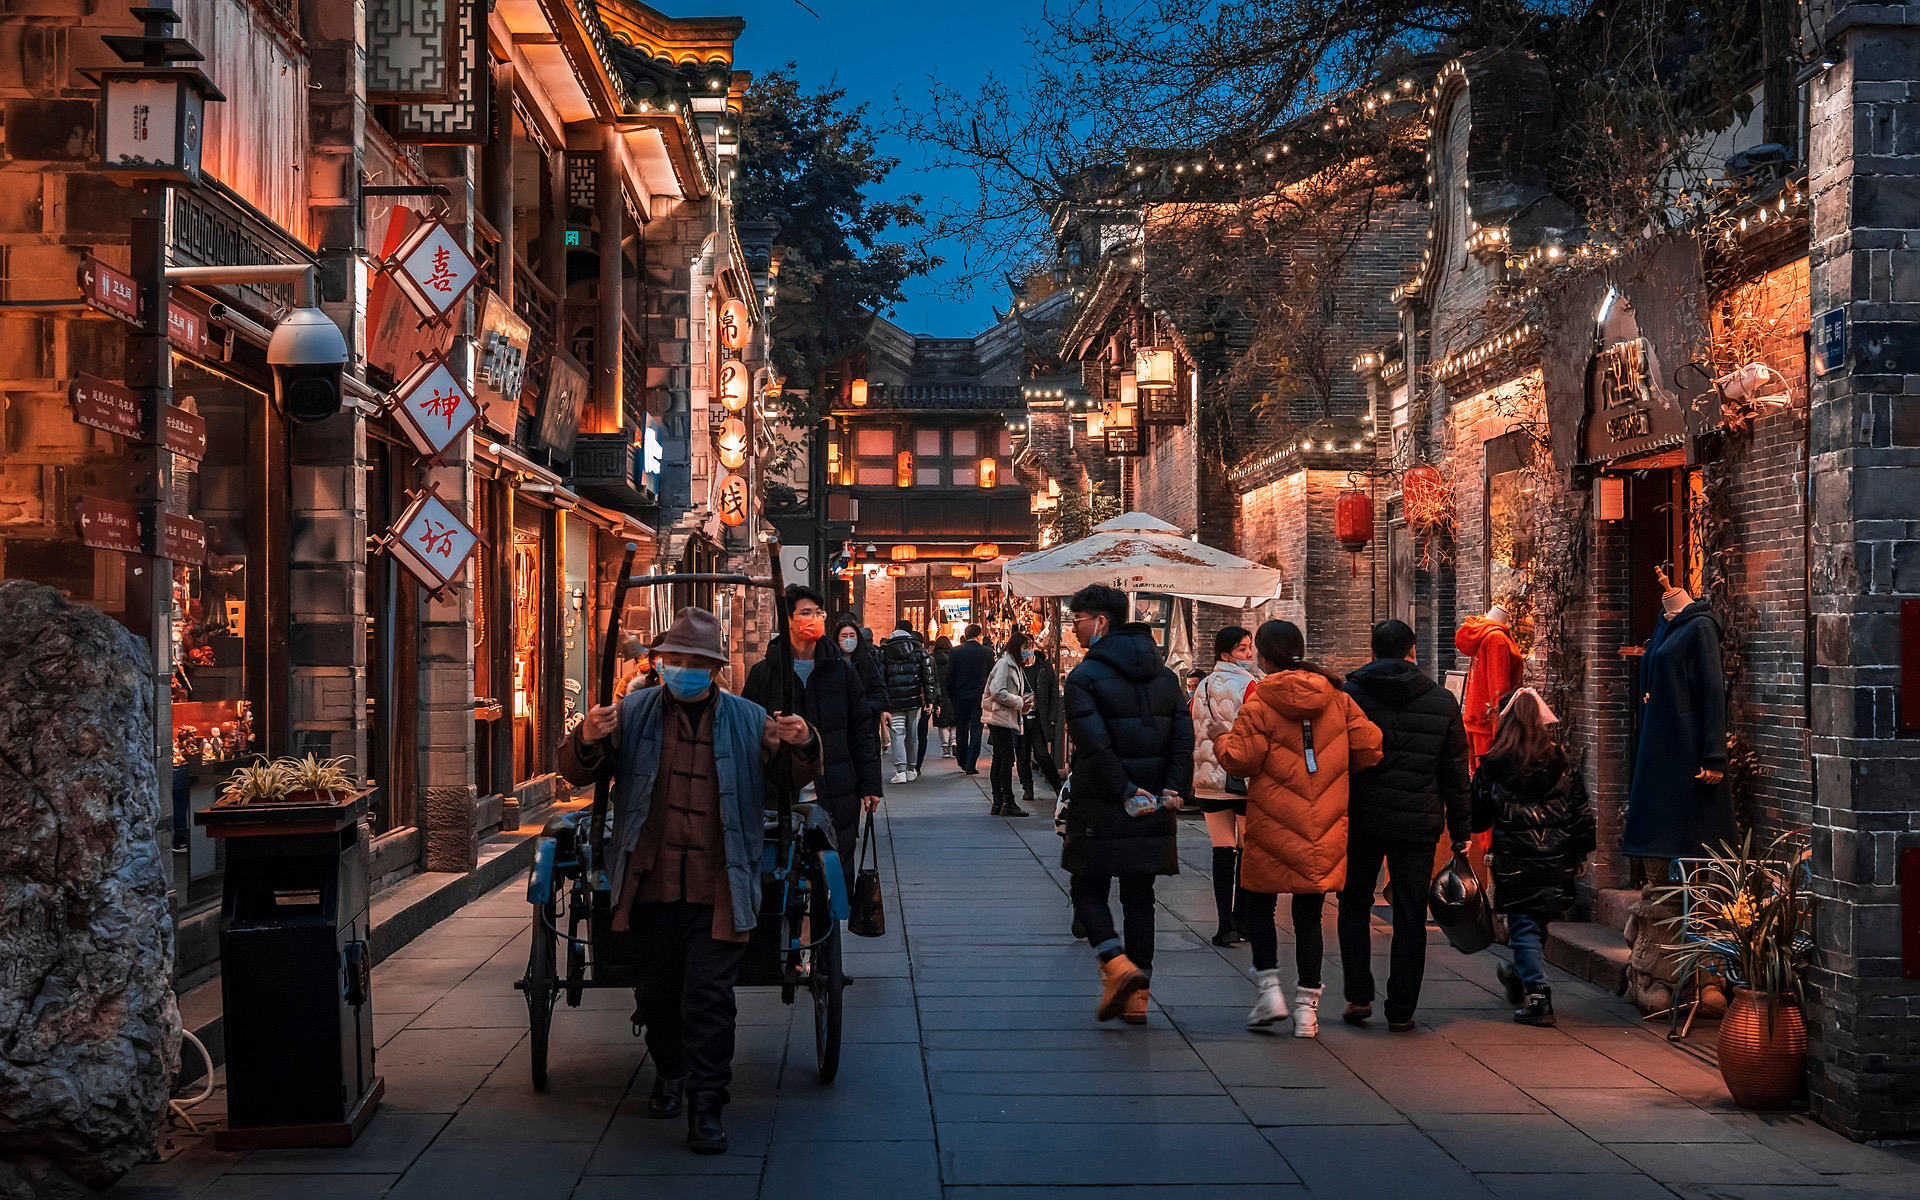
[1508,911,1549,994]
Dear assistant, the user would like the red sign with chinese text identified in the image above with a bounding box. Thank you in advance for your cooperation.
[167,299,211,358]
[69,373,143,440]
[385,490,479,591]
[73,495,142,554]
[389,357,478,457]
[79,255,141,326]
[159,510,207,564]
[161,403,207,461]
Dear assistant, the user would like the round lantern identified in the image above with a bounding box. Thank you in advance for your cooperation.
[973,542,999,561]
[716,418,748,470]
[718,360,750,412]
[950,562,973,579]
[896,449,914,488]
[1401,464,1450,532]
[715,471,749,526]
[719,299,751,350]
[1335,488,1374,578]
[886,563,907,577]
[891,545,917,563]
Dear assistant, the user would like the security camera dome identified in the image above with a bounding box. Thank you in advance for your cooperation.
[267,307,349,423]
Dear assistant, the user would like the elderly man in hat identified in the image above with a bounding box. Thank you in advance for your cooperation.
[560,607,816,1155]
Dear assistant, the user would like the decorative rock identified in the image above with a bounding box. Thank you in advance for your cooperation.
[0,581,179,1196]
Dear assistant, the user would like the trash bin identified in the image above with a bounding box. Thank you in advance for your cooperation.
[198,793,382,1149]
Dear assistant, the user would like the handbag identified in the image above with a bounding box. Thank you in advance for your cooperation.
[1225,775,1249,797]
[1428,851,1496,955]
[847,809,886,938]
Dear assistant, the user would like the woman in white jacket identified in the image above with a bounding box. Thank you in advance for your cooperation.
[983,628,1035,818]
[1190,625,1260,945]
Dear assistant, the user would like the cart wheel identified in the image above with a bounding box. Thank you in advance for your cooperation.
[809,874,843,1084]
[525,897,559,1090]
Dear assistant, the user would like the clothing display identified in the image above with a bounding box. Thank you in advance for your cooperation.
[1454,611,1521,769]
[1622,595,1735,859]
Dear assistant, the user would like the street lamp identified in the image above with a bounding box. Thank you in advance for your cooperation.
[91,63,225,185]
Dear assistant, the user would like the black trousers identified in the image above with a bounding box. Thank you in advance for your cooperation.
[1069,873,1156,975]
[915,707,931,771]
[1024,717,1062,791]
[955,696,984,772]
[987,724,1029,804]
[1235,890,1326,987]
[835,818,859,892]
[629,901,748,1099]
[1337,833,1436,1023]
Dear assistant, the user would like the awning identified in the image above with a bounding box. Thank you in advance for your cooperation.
[1003,512,1284,607]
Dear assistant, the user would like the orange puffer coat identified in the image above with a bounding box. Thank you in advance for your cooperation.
[1215,671,1384,895]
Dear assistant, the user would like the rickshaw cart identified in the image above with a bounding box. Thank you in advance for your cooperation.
[516,544,847,1088]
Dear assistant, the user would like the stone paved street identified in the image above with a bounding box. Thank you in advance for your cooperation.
[116,761,1920,1200]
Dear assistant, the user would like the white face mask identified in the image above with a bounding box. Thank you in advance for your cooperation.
[839,633,859,652]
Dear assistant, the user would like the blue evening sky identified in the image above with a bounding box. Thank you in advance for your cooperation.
[731,0,1040,338]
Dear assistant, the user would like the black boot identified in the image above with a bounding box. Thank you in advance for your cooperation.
[1001,800,1030,817]
[1497,962,1524,1006]
[647,1073,685,1119]
[686,1090,728,1154]
[1209,847,1244,946]
[1514,991,1556,1027]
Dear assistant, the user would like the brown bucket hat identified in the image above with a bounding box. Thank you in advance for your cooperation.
[653,606,729,665]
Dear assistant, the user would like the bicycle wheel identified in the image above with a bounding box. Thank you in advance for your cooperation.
[523,896,558,1090]
[808,861,843,1083]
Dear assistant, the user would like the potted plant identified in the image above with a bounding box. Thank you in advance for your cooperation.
[1657,831,1813,1110]
[279,753,358,805]
[218,761,287,807]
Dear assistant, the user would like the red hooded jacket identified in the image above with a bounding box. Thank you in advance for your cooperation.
[1455,616,1520,736]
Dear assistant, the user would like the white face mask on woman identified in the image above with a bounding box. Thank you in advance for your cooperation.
[839,633,859,653]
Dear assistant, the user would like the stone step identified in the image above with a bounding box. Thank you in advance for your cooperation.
[1544,920,1631,996]
[175,823,541,1085]
[1592,887,1639,934]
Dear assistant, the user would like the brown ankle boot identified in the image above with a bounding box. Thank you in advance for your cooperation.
[1123,987,1150,1025]
[1096,954,1148,1022]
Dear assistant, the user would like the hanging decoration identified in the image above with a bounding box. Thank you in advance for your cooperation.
[973,543,1000,561]
[896,449,914,488]
[1335,486,1374,578]
[384,487,481,594]
[716,417,748,470]
[389,355,478,458]
[388,218,480,324]
[1402,463,1452,533]
[978,456,998,488]
[718,358,750,412]
[850,377,869,407]
[891,545,918,562]
[718,299,751,350]
[714,470,749,527]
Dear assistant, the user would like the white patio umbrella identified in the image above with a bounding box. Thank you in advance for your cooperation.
[1003,512,1285,608]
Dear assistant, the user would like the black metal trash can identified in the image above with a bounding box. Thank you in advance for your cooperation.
[199,794,382,1149]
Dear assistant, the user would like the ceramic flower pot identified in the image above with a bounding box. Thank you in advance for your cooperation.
[1717,988,1806,1110]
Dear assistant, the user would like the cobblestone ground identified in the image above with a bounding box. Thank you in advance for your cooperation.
[117,758,1920,1199]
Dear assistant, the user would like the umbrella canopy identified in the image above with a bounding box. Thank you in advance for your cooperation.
[1004,512,1285,607]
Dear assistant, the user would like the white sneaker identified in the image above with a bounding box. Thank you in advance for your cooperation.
[1247,968,1290,1028]
[1292,985,1322,1038]
[907,770,919,782]
[890,770,909,785]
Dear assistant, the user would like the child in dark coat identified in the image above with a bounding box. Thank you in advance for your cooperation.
[1470,687,1595,1027]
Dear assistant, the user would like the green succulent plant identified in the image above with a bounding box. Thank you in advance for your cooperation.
[281,753,357,795]
[220,761,288,805]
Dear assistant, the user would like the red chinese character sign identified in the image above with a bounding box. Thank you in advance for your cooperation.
[390,357,478,457]
[390,219,480,323]
[385,489,480,593]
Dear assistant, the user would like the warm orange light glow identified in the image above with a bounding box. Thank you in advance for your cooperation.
[715,471,748,526]
[891,545,917,562]
[973,542,999,560]
[1119,369,1138,409]
[950,563,973,579]
[886,563,907,577]
[1136,348,1177,389]
[717,418,748,470]
[896,449,914,487]
[978,456,997,488]
[851,378,868,407]
[718,359,750,412]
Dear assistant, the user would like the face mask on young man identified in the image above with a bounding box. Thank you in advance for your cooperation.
[791,612,827,643]
[659,664,711,700]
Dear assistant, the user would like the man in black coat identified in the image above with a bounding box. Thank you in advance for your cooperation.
[1024,645,1063,792]
[879,620,934,783]
[742,586,883,892]
[944,623,993,774]
[1060,584,1191,1023]
[1337,619,1472,1032]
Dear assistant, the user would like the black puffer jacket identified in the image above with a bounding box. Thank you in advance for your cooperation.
[1472,747,1595,915]
[880,632,933,711]
[1060,624,1191,877]
[742,639,882,827]
[1342,657,1472,846]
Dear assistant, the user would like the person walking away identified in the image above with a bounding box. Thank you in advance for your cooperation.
[743,587,883,894]
[559,608,817,1154]
[1190,625,1262,946]
[945,624,993,774]
[914,630,936,774]
[1211,622,1381,1037]
[930,635,956,758]
[1472,687,1594,1026]
[1024,644,1064,793]
[1060,584,1191,1025]
[983,629,1035,816]
[1337,619,1473,1032]
[880,620,932,784]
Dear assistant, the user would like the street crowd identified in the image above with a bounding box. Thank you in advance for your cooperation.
[561,584,1594,1154]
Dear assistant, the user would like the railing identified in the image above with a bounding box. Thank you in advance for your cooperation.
[622,317,644,427]
[512,261,557,409]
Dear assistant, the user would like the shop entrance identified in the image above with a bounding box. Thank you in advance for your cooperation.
[1611,461,1703,772]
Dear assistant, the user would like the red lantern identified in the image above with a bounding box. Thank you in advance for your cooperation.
[1402,464,1449,532]
[1335,488,1373,578]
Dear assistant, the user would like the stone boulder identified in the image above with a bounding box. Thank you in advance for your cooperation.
[0,581,179,1197]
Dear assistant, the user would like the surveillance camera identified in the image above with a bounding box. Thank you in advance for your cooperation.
[267,307,349,423]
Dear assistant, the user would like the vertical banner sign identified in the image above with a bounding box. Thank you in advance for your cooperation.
[1814,307,1847,377]
[475,289,531,432]
[390,218,480,321]
[386,489,481,591]
[389,356,479,457]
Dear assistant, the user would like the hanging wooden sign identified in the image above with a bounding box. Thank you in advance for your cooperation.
[389,218,480,322]
[78,255,141,326]
[161,403,208,462]
[69,373,143,439]
[390,356,478,457]
[159,510,207,564]
[385,489,479,591]
[73,495,142,554]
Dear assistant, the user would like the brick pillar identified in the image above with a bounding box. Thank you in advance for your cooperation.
[1804,0,1920,1139]
[291,0,367,771]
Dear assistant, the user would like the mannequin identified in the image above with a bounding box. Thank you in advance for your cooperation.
[1455,604,1521,771]
[1622,565,1734,859]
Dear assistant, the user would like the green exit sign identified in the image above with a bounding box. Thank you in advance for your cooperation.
[565,229,582,246]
